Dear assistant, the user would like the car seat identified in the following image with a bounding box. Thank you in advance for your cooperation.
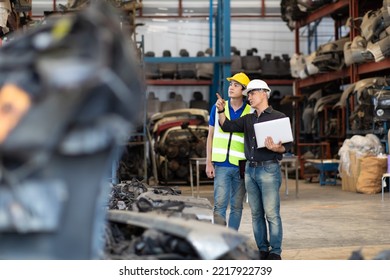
[231,47,243,75]
[241,48,262,79]
[159,50,177,79]
[147,91,161,118]
[144,51,160,79]
[196,50,214,80]
[161,92,187,112]
[189,91,209,111]
[177,49,196,79]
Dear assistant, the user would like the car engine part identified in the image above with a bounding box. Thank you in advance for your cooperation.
[0,1,144,259]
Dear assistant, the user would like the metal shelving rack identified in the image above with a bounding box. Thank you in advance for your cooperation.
[293,0,390,178]
[112,2,148,184]
[143,0,294,108]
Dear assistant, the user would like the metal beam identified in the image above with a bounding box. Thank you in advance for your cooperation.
[144,56,231,63]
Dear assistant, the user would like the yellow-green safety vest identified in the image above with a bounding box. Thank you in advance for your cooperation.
[212,103,251,166]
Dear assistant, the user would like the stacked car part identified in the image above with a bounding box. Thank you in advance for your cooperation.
[148,109,209,184]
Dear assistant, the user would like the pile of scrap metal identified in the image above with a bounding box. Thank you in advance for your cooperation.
[361,0,390,62]
[107,178,213,222]
[104,178,257,260]
[312,36,350,72]
[0,0,33,39]
[300,86,342,141]
[290,36,349,79]
[290,0,390,77]
[147,109,209,184]
[0,1,144,259]
[300,76,390,142]
[313,91,343,136]
[344,0,390,65]
[280,0,333,30]
[45,0,143,46]
[334,77,390,134]
[343,18,374,66]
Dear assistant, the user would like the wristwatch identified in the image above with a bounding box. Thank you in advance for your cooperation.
[217,108,225,114]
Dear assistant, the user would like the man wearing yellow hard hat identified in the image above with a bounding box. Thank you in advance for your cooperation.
[206,72,251,230]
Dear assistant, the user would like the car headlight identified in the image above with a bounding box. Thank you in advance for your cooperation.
[376,109,384,117]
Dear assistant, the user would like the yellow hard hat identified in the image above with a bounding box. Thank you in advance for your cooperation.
[226,72,250,88]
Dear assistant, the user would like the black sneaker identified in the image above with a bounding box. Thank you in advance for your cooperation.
[259,251,269,260]
[267,253,282,260]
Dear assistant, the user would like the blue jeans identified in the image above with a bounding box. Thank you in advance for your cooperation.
[213,166,246,230]
[245,162,283,255]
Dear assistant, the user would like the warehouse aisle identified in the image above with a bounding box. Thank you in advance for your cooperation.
[178,178,390,260]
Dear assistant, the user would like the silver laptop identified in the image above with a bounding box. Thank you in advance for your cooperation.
[254,117,294,148]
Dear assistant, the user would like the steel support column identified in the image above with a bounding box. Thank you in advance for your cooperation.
[210,0,231,107]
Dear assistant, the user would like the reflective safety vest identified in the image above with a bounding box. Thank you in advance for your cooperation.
[212,103,251,166]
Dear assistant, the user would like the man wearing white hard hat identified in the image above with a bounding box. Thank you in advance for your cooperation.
[206,72,251,230]
[216,79,293,260]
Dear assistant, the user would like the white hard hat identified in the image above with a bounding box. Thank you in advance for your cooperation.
[243,79,272,97]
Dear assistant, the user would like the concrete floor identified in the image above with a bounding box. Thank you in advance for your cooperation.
[178,178,390,260]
